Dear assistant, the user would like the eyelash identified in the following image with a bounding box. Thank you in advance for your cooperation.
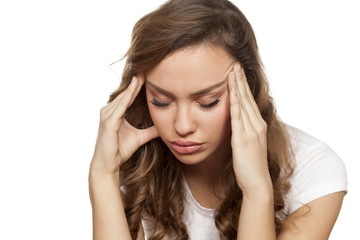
[150,99,220,109]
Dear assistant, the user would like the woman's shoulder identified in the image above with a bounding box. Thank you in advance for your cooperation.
[285,124,329,150]
[285,124,345,166]
[280,124,348,217]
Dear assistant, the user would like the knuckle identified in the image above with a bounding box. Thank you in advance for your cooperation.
[259,121,267,134]
[247,130,258,142]
[244,93,251,102]
[231,103,240,114]
[100,106,107,116]
[231,111,241,122]
[103,119,115,130]
[99,107,109,122]
[236,135,248,146]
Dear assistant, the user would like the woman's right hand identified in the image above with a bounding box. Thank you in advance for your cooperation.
[90,74,159,175]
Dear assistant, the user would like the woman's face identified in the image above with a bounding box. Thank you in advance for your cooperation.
[145,44,235,165]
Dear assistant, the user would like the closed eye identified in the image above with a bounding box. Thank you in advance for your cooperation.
[149,98,220,109]
[149,98,170,107]
[199,99,220,109]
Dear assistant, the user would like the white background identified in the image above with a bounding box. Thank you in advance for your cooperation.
[0,0,359,239]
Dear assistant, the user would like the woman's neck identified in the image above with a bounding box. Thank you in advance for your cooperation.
[181,136,232,187]
[182,157,226,187]
[181,145,231,208]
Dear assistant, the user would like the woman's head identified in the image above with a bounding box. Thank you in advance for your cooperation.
[110,0,268,120]
[111,1,293,239]
[125,0,258,70]
[146,45,233,166]
[110,0,271,151]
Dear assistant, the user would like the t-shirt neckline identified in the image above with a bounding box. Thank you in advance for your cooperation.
[182,174,216,217]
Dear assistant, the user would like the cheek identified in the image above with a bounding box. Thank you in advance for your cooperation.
[202,96,230,128]
[202,99,231,134]
[146,88,169,135]
[147,104,171,135]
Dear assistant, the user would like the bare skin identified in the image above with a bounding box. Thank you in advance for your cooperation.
[228,62,344,240]
[89,45,345,240]
[89,75,159,240]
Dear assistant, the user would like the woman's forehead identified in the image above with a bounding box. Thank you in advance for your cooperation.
[146,45,234,91]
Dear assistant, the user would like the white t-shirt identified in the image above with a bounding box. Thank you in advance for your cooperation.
[140,125,348,239]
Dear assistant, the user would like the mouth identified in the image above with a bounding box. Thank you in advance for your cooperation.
[169,140,204,154]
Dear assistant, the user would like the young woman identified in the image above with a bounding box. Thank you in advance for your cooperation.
[89,0,347,239]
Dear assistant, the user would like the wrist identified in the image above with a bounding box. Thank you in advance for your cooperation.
[89,159,120,175]
[240,178,273,201]
[89,167,120,186]
[242,186,274,203]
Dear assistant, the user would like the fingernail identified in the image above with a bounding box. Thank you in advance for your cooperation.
[230,72,235,80]
[236,64,241,71]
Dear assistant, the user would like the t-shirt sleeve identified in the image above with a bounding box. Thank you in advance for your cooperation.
[282,125,348,216]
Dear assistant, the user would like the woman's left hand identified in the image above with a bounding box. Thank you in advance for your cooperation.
[228,63,272,196]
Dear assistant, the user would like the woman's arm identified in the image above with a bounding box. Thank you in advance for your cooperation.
[89,170,132,240]
[278,192,345,240]
[228,64,345,239]
[89,75,159,240]
[237,187,276,240]
[236,190,344,240]
[228,63,277,239]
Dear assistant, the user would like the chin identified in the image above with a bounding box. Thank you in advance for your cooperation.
[161,136,231,166]
[174,154,208,166]
[168,147,216,166]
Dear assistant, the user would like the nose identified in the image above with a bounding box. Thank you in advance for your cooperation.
[174,104,196,136]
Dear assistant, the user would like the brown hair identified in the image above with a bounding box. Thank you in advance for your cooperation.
[109,0,294,239]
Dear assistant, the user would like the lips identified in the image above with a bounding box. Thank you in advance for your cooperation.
[169,140,203,154]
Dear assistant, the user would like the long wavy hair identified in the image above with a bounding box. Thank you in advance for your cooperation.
[108,0,294,239]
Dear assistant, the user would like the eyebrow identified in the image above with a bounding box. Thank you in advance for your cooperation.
[146,79,227,98]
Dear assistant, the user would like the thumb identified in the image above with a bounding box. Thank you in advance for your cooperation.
[137,125,160,146]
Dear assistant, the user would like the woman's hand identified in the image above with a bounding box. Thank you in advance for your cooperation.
[228,64,272,196]
[90,74,159,175]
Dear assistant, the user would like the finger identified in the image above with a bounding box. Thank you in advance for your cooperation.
[118,121,160,162]
[232,65,256,130]
[111,76,140,119]
[100,86,129,119]
[101,74,141,116]
[128,73,145,107]
[98,80,138,135]
[101,75,145,134]
[118,74,145,112]
[234,64,248,102]
[234,64,264,131]
[228,72,245,134]
[240,67,262,117]
[137,125,160,146]
[229,72,258,145]
[240,68,267,141]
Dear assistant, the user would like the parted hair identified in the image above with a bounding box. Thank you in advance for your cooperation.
[108,0,294,239]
